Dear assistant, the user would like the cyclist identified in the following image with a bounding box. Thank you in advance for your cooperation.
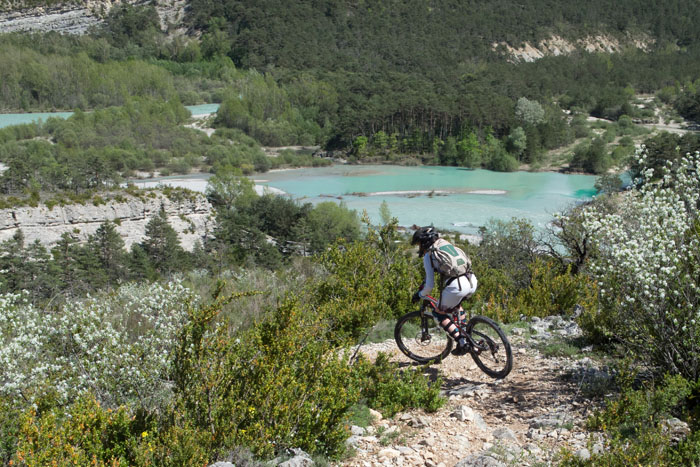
[411,226,477,356]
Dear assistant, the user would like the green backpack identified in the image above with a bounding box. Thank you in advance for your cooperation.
[428,238,472,278]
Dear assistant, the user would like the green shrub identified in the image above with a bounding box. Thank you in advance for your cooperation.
[169,227,433,460]
[345,404,374,428]
[13,393,149,467]
[576,297,616,345]
[172,294,361,459]
[44,198,58,210]
[353,353,445,418]
[313,223,417,342]
[513,260,598,317]
[562,374,697,466]
[536,337,584,358]
[0,396,20,465]
[478,262,597,323]
[138,409,210,467]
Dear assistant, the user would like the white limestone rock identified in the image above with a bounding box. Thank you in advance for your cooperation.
[0,192,214,251]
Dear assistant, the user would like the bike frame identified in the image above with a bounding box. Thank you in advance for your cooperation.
[419,296,491,354]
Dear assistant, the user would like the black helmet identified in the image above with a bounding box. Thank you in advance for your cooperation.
[412,226,439,255]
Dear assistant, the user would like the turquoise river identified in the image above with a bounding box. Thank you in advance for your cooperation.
[254,165,596,234]
[131,165,597,236]
[0,103,220,128]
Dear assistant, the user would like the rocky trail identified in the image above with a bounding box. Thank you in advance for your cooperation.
[336,316,610,467]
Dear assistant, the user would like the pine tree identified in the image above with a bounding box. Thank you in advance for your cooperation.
[51,232,95,296]
[87,221,127,286]
[25,239,59,300]
[141,207,185,275]
[0,230,25,293]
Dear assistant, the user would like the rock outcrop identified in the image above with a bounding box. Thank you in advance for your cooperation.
[0,0,187,35]
[0,3,100,34]
[492,33,655,62]
[0,192,214,251]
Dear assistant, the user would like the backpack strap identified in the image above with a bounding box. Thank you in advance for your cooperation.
[444,275,462,290]
[445,272,474,290]
[429,251,439,273]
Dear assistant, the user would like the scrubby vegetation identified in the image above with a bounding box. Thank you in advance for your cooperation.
[0,132,699,464]
[0,217,432,464]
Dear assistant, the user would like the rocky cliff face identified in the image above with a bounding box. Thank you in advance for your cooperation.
[0,0,186,35]
[0,192,214,251]
[0,3,100,34]
[492,33,655,62]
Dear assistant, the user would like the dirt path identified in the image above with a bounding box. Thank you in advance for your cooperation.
[338,320,606,466]
[638,122,693,135]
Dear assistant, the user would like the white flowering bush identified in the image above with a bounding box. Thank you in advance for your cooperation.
[0,279,196,408]
[583,149,700,378]
[0,293,62,402]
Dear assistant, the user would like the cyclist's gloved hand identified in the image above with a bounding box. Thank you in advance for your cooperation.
[411,291,422,303]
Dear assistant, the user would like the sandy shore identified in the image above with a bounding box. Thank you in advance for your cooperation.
[361,189,507,197]
[368,190,450,196]
[468,189,507,195]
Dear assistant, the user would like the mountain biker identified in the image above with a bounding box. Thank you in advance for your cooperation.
[411,226,477,356]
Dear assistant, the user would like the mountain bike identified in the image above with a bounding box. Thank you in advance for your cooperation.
[394,296,513,379]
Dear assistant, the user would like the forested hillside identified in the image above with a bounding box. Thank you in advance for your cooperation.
[186,0,700,70]
[185,0,700,161]
[2,0,700,173]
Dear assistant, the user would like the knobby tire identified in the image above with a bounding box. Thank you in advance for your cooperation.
[394,310,452,364]
[465,315,513,379]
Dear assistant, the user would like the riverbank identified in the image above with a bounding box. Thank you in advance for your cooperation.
[0,105,665,177]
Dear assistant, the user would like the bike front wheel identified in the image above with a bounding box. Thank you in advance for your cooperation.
[465,315,513,379]
[394,310,452,364]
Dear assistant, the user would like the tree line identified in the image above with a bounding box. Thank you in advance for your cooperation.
[0,177,361,302]
[0,96,335,207]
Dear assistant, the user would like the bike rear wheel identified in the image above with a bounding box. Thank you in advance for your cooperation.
[395,310,452,364]
[465,315,513,379]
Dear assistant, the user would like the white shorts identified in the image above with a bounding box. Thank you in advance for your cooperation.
[439,274,477,310]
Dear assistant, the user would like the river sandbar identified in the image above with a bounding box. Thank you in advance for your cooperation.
[467,189,507,195]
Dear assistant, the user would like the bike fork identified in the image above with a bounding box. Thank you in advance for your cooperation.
[420,315,432,342]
